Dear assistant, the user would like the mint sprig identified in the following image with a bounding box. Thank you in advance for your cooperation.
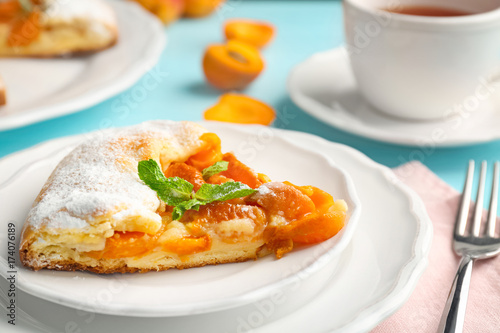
[18,0,33,12]
[202,160,229,181]
[138,159,257,220]
[137,159,192,206]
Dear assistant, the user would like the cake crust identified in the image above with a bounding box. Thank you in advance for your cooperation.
[20,121,211,272]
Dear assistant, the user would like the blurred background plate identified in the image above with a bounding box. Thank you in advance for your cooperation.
[0,0,166,131]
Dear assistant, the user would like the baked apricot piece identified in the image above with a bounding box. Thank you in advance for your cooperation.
[87,232,155,259]
[206,173,232,185]
[165,162,205,191]
[8,10,41,47]
[162,235,212,256]
[224,19,275,48]
[203,40,264,90]
[203,93,275,125]
[246,182,316,221]
[186,132,223,170]
[0,1,21,22]
[265,237,293,259]
[185,201,265,225]
[289,210,346,245]
[132,0,185,25]
[284,181,334,214]
[219,152,262,189]
[184,0,225,18]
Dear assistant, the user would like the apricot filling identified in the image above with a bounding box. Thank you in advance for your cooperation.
[0,1,41,47]
[88,133,346,260]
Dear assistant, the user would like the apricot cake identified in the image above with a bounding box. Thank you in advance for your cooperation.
[20,121,347,273]
[0,0,118,57]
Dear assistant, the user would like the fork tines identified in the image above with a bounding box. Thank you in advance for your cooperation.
[455,160,499,238]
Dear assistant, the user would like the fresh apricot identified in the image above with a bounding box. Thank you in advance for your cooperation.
[220,152,262,189]
[164,162,205,191]
[203,40,264,90]
[203,93,275,125]
[183,0,225,18]
[186,132,223,170]
[132,0,185,25]
[224,19,275,48]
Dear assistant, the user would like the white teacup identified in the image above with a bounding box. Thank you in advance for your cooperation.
[343,0,500,121]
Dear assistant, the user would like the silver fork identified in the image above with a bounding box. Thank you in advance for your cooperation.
[438,160,500,333]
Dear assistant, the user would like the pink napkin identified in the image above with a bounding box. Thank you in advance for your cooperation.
[372,161,500,333]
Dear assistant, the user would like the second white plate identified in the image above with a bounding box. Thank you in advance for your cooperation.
[0,0,166,131]
[0,122,432,332]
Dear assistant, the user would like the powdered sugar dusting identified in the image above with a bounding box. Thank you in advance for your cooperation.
[27,121,206,230]
[42,0,116,27]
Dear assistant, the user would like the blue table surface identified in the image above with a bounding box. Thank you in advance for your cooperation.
[1,0,500,192]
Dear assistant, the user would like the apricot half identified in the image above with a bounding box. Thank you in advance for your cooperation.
[203,93,275,125]
[184,0,225,18]
[203,40,264,90]
[224,19,275,48]
[133,0,185,25]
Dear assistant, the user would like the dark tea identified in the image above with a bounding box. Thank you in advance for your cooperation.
[383,5,471,17]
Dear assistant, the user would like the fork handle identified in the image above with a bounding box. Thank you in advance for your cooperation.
[437,255,474,333]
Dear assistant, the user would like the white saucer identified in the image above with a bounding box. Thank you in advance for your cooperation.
[0,122,361,317]
[0,123,432,332]
[288,47,500,147]
[0,0,166,131]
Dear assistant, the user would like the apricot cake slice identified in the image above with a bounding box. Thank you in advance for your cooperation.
[20,121,347,273]
[0,0,117,57]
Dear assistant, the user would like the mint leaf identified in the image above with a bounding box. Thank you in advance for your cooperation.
[138,159,258,221]
[195,182,257,203]
[138,160,192,206]
[172,199,203,220]
[160,177,194,206]
[18,0,33,12]
[138,159,167,188]
[202,161,229,181]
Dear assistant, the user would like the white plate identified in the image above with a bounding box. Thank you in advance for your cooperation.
[0,0,165,131]
[288,47,500,147]
[0,122,361,317]
[0,123,432,332]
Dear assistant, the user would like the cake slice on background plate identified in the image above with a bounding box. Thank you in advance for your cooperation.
[0,0,118,57]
